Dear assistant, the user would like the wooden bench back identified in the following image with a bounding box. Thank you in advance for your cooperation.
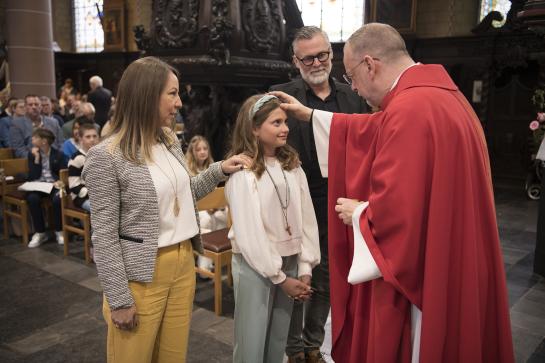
[0,148,14,160]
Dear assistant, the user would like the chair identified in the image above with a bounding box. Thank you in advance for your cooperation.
[195,187,233,316]
[59,169,92,263]
[2,158,30,244]
[0,148,14,160]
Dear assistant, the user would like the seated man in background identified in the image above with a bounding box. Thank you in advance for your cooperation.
[41,96,64,127]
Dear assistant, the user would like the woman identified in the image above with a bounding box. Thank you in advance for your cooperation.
[83,56,249,363]
[226,94,320,362]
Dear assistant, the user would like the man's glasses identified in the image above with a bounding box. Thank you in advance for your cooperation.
[295,51,331,66]
[342,57,380,85]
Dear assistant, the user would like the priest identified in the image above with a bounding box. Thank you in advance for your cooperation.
[271,23,514,363]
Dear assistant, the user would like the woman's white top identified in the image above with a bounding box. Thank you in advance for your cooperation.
[147,143,199,248]
[225,157,320,284]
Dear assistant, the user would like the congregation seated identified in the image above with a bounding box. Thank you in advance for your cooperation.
[9,95,64,158]
[26,128,67,248]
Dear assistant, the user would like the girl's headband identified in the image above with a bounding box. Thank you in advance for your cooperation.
[249,95,278,120]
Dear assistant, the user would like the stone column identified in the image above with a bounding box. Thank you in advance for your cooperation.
[5,0,56,98]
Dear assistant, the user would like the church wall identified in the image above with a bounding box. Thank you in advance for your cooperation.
[52,0,74,52]
[416,0,479,38]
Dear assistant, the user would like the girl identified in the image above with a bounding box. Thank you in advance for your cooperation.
[186,135,227,275]
[226,94,320,362]
[185,135,213,174]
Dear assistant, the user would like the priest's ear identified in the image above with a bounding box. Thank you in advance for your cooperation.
[364,56,380,77]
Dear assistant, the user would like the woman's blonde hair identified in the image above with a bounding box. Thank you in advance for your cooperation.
[186,135,214,176]
[228,94,299,178]
[106,56,178,163]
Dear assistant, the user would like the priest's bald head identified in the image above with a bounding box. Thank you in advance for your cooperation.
[343,23,415,108]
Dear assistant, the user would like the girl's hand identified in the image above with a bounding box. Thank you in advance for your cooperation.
[221,154,252,174]
[280,277,312,301]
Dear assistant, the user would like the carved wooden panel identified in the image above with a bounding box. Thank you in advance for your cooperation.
[153,0,200,48]
[240,0,283,53]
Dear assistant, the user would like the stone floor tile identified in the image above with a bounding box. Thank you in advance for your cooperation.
[5,312,104,355]
[78,276,102,292]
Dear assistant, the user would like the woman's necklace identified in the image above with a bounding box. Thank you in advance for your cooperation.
[264,160,292,236]
[153,144,181,216]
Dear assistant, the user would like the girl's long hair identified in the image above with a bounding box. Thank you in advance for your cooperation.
[228,94,299,178]
[186,135,214,176]
[106,56,177,163]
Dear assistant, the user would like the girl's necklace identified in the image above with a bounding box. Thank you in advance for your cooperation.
[264,161,292,236]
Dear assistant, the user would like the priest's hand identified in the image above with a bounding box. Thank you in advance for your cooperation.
[269,91,313,122]
[335,198,362,226]
[111,305,138,330]
[221,154,252,174]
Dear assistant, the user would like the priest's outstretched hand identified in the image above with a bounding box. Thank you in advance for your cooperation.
[269,90,313,122]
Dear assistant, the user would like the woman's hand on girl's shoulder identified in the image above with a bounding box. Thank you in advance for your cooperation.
[221,154,252,175]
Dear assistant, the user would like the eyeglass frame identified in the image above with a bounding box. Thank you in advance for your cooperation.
[343,56,380,85]
[294,51,331,67]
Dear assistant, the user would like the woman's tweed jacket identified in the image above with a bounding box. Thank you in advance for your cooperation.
[82,138,226,310]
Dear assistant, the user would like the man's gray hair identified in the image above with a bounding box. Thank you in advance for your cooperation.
[39,96,51,102]
[292,26,331,54]
[89,75,103,87]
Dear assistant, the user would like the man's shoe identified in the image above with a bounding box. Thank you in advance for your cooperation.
[287,352,306,363]
[306,350,326,363]
[28,232,48,248]
[55,231,64,245]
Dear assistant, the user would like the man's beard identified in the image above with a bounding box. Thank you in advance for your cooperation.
[302,68,330,86]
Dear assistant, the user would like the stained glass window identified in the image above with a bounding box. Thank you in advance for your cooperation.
[479,0,512,27]
[73,0,104,52]
[296,0,365,42]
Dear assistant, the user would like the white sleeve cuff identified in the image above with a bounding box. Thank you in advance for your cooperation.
[347,201,383,285]
[297,262,313,277]
[269,270,287,285]
[312,110,333,177]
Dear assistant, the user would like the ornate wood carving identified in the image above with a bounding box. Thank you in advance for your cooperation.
[133,25,151,52]
[153,0,200,48]
[208,0,234,65]
[241,0,282,53]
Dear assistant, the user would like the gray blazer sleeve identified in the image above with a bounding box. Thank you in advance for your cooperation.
[82,145,135,310]
[190,161,227,200]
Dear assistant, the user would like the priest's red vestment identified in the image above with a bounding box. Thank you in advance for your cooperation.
[327,64,514,362]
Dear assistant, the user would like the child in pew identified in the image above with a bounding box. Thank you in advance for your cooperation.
[225,94,320,363]
[185,135,227,277]
[67,122,99,211]
[27,128,67,248]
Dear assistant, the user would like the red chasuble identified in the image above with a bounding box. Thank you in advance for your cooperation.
[327,64,514,363]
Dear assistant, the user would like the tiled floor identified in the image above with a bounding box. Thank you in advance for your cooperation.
[1,184,545,362]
